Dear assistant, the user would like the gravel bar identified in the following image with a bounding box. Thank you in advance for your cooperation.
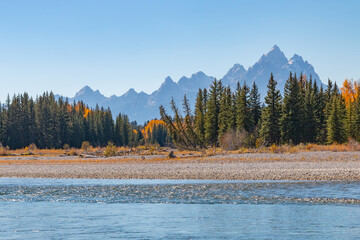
[1,152,360,180]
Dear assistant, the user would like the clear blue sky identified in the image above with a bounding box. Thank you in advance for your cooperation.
[0,0,359,100]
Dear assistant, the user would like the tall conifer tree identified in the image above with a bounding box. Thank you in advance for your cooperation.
[259,73,282,145]
[249,81,261,131]
[327,94,347,144]
[280,73,303,144]
[218,86,234,141]
[303,75,316,143]
[236,82,253,132]
[194,89,205,144]
[204,79,222,146]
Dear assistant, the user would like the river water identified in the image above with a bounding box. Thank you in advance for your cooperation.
[1,178,359,239]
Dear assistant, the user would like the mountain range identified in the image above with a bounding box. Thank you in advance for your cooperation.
[58,45,324,123]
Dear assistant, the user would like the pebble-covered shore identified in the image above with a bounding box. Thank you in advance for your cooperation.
[1,151,360,180]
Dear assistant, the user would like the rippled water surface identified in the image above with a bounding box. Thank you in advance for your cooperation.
[1,178,360,239]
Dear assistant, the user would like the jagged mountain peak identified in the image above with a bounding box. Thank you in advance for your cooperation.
[177,71,214,92]
[192,71,206,77]
[118,88,138,99]
[74,85,104,99]
[289,53,304,63]
[67,45,323,123]
[179,71,208,81]
[157,76,176,91]
[221,63,246,88]
[157,76,178,93]
[72,85,108,107]
[164,76,175,84]
[261,45,287,62]
[228,64,246,73]
[125,88,137,95]
[252,46,288,74]
[75,85,93,96]
[265,44,281,56]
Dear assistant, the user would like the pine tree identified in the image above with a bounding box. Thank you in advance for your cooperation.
[303,75,316,143]
[194,89,205,144]
[204,79,222,146]
[58,98,72,147]
[236,82,253,133]
[327,94,347,144]
[317,85,328,143]
[259,73,282,145]
[202,88,208,113]
[103,108,114,144]
[160,98,198,149]
[312,81,326,143]
[280,73,303,144]
[121,114,131,146]
[218,86,234,142]
[70,104,85,148]
[7,95,22,149]
[249,81,261,131]
[325,79,333,100]
[114,114,124,146]
[1,95,11,147]
[345,100,356,140]
[183,94,203,148]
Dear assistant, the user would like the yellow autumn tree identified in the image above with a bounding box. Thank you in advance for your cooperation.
[73,102,92,118]
[141,119,170,146]
[142,119,166,141]
[341,79,357,138]
[341,79,356,107]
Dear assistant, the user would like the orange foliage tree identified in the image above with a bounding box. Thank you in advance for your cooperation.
[141,119,170,146]
[141,119,166,141]
[341,79,356,107]
[341,79,360,139]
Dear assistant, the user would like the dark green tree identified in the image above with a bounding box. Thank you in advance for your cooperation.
[236,82,253,133]
[218,86,234,142]
[280,73,303,144]
[194,89,205,144]
[249,81,261,131]
[259,73,282,145]
[303,75,316,143]
[327,94,347,144]
[204,79,222,146]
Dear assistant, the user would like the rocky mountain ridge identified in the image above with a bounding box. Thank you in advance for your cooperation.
[60,45,324,123]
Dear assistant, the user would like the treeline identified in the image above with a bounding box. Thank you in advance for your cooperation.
[0,92,145,149]
[160,73,360,149]
[2,73,357,151]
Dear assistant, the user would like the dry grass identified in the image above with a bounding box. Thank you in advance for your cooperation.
[0,148,9,156]
[265,141,360,153]
[1,140,360,164]
[229,140,360,154]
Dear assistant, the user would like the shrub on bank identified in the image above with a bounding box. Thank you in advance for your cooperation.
[104,141,117,157]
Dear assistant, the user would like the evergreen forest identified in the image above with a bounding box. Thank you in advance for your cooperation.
[160,73,360,150]
[0,92,170,149]
[1,72,358,151]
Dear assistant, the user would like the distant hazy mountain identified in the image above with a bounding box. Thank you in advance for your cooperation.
[60,45,324,123]
[221,45,323,97]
